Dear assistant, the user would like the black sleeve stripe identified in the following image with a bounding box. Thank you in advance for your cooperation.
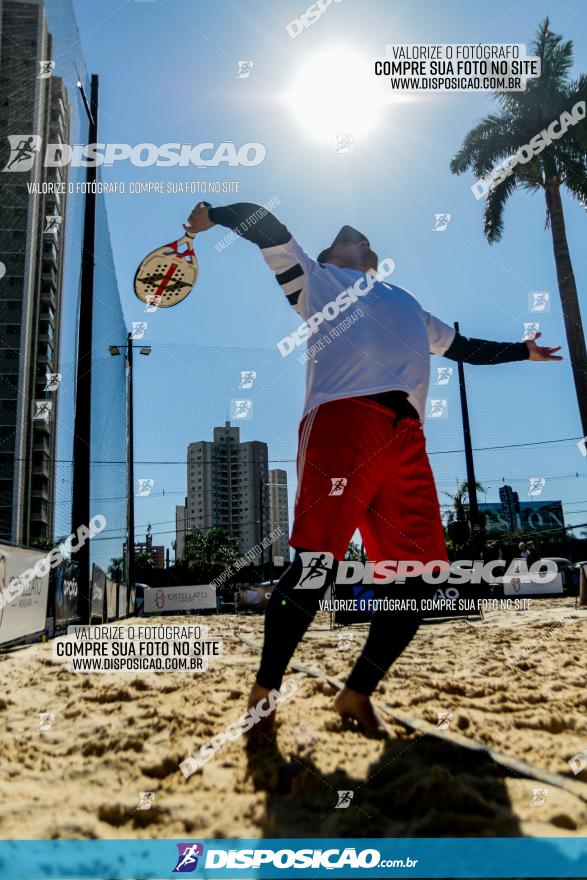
[275,264,304,285]
[208,203,290,248]
[286,289,303,307]
[443,333,529,365]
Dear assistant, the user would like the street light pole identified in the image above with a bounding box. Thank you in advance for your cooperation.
[126,332,135,595]
[454,321,482,558]
[110,339,151,597]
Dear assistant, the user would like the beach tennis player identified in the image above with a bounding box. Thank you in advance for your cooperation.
[185,201,562,733]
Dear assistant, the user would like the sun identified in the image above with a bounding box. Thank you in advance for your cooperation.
[286,49,388,143]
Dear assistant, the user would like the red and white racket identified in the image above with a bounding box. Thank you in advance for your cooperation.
[133,202,211,308]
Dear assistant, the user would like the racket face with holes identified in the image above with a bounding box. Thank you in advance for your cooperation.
[133,234,199,308]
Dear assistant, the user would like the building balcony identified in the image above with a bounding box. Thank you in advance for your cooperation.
[33,437,51,454]
[43,242,59,266]
[32,459,50,478]
[41,267,58,288]
[40,285,56,309]
[33,417,51,435]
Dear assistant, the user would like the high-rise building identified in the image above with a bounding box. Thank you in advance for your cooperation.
[268,468,290,564]
[0,0,70,545]
[183,422,269,559]
[175,501,187,561]
[498,484,520,533]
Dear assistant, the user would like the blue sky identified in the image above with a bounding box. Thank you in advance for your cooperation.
[71,0,587,557]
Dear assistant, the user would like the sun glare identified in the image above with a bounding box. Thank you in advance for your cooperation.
[286,50,388,143]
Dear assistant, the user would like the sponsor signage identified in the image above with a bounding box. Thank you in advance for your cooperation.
[106,578,117,620]
[144,585,216,614]
[117,583,128,618]
[238,586,274,611]
[479,500,565,536]
[54,559,80,627]
[0,544,50,645]
[90,564,106,621]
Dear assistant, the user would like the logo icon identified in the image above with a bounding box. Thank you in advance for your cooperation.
[433,213,451,232]
[296,551,334,589]
[428,399,448,419]
[335,790,354,809]
[34,400,52,421]
[231,399,252,420]
[44,215,62,234]
[435,366,453,385]
[332,133,354,155]
[528,477,545,497]
[329,477,347,496]
[137,478,154,497]
[38,712,55,731]
[568,750,587,776]
[436,710,453,730]
[2,135,42,172]
[38,60,55,79]
[529,291,550,313]
[137,791,155,811]
[522,322,540,341]
[337,632,354,651]
[44,373,62,392]
[131,321,148,339]
[236,60,254,79]
[239,370,256,389]
[530,787,549,807]
[173,843,204,873]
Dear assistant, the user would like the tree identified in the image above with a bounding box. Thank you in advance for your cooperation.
[134,551,155,575]
[443,479,488,526]
[345,541,364,561]
[450,18,587,434]
[180,528,240,583]
[107,556,124,583]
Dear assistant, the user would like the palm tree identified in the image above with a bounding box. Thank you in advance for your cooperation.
[443,479,488,525]
[450,18,587,434]
[107,556,124,583]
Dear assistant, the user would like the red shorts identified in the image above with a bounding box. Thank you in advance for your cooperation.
[290,396,448,564]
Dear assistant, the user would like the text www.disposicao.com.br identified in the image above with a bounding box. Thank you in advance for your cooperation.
[69,657,202,672]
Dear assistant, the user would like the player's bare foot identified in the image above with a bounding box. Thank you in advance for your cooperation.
[334,686,387,734]
[245,682,276,739]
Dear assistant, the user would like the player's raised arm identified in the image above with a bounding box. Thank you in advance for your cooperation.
[422,310,563,364]
[185,201,316,316]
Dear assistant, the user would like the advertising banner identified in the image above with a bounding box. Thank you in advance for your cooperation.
[90,565,106,622]
[106,578,117,620]
[0,544,50,646]
[143,585,216,614]
[54,559,80,628]
[117,583,127,618]
[238,585,274,611]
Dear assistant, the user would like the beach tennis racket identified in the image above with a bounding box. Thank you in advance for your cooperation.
[133,202,211,308]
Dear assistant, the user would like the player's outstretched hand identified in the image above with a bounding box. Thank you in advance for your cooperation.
[184,202,215,236]
[526,332,563,362]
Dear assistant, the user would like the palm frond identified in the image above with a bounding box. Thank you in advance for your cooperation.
[483,173,520,243]
[450,113,529,177]
[558,151,587,208]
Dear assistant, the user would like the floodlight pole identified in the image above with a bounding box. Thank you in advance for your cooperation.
[72,74,98,624]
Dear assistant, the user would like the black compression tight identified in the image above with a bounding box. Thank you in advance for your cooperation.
[256,550,433,697]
